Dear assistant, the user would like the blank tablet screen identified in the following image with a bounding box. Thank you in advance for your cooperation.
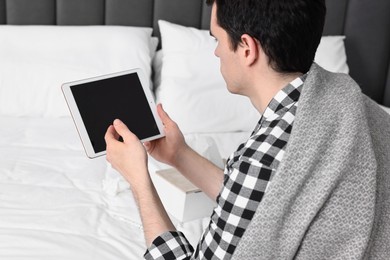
[70,72,160,153]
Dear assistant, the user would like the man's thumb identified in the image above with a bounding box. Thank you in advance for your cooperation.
[113,119,132,140]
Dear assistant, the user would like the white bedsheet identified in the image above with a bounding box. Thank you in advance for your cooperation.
[0,116,250,259]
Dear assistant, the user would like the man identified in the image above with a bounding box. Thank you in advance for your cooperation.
[105,0,390,259]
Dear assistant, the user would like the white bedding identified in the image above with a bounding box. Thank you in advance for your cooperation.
[0,117,144,259]
[0,116,250,259]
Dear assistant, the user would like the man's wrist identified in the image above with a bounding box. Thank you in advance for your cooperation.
[126,169,153,198]
[171,143,192,169]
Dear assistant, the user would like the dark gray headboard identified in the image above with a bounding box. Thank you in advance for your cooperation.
[1,0,389,106]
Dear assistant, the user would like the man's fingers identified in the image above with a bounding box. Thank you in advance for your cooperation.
[113,119,135,141]
[143,141,156,154]
[105,125,118,142]
[157,103,173,127]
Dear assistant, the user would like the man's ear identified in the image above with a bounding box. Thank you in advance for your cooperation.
[240,34,259,66]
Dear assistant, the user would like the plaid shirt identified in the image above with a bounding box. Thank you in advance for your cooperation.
[145,76,305,260]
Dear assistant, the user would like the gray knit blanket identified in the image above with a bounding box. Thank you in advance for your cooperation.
[232,63,390,260]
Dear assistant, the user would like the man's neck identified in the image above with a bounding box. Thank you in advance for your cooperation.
[249,71,303,114]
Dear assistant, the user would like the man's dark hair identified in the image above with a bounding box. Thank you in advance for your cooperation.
[206,0,326,74]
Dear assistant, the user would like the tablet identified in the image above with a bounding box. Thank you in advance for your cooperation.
[62,68,165,158]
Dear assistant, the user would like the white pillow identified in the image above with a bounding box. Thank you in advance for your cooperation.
[315,36,349,74]
[156,20,260,134]
[155,20,350,134]
[0,26,157,117]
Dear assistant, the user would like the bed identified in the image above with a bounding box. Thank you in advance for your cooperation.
[0,0,389,259]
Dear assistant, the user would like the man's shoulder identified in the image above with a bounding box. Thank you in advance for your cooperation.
[308,63,358,90]
[302,63,362,108]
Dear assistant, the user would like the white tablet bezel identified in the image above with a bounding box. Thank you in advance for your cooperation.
[62,68,165,159]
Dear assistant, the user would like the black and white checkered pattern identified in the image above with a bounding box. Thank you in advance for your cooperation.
[144,76,305,260]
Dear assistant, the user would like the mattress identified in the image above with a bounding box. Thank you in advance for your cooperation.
[0,116,250,259]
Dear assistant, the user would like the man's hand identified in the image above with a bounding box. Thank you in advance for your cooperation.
[144,104,188,167]
[147,105,224,200]
[105,119,149,188]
